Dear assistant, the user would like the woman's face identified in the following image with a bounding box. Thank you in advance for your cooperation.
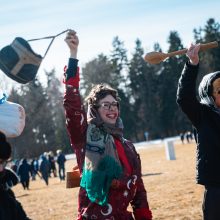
[212,78,220,108]
[97,95,119,125]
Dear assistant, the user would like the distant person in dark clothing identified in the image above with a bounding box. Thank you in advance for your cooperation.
[30,158,41,180]
[56,149,66,181]
[39,154,49,186]
[177,43,220,220]
[17,159,31,190]
[179,132,185,144]
[0,131,31,220]
[30,159,36,180]
[185,131,192,143]
[48,151,57,177]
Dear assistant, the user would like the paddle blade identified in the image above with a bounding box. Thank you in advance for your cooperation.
[144,51,167,64]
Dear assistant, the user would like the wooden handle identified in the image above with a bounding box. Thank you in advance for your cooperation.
[167,49,187,57]
[144,41,219,64]
[167,41,219,57]
[200,41,219,51]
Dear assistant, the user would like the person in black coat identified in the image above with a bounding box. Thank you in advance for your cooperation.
[39,154,49,186]
[17,158,31,190]
[48,151,57,177]
[56,149,66,181]
[0,131,31,220]
[177,43,220,220]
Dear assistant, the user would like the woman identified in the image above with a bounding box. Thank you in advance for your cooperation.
[63,30,152,220]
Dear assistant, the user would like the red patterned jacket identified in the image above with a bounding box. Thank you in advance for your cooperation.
[63,58,152,220]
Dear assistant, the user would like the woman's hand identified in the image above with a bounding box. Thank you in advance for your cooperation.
[186,43,200,65]
[65,30,79,59]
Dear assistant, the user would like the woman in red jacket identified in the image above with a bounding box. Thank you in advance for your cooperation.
[63,30,152,220]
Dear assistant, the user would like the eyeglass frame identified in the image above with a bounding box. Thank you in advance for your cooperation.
[96,101,119,110]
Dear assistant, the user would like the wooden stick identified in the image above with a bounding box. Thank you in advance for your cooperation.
[144,41,219,64]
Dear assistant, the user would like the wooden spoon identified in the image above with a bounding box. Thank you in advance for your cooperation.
[144,41,219,64]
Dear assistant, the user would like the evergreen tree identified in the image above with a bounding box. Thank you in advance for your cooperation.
[128,39,160,140]
[44,69,71,153]
[9,79,50,157]
[110,36,128,88]
[194,18,220,75]
[81,54,113,97]
[158,31,186,137]
[110,37,135,139]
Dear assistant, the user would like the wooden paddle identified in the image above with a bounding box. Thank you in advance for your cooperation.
[144,41,219,64]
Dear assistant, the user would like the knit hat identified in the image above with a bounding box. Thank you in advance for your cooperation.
[0,37,42,84]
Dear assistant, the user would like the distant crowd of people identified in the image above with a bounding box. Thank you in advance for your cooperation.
[179,131,194,144]
[9,149,66,190]
[0,130,68,219]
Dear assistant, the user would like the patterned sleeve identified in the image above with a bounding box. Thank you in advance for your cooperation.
[130,146,152,220]
[63,58,87,171]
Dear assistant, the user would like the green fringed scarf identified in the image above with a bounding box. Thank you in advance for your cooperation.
[80,121,123,206]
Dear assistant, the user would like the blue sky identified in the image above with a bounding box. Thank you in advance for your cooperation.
[1,0,220,87]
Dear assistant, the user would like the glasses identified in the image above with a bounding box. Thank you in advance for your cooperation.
[97,101,119,110]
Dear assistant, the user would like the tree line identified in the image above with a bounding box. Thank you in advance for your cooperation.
[6,18,220,158]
